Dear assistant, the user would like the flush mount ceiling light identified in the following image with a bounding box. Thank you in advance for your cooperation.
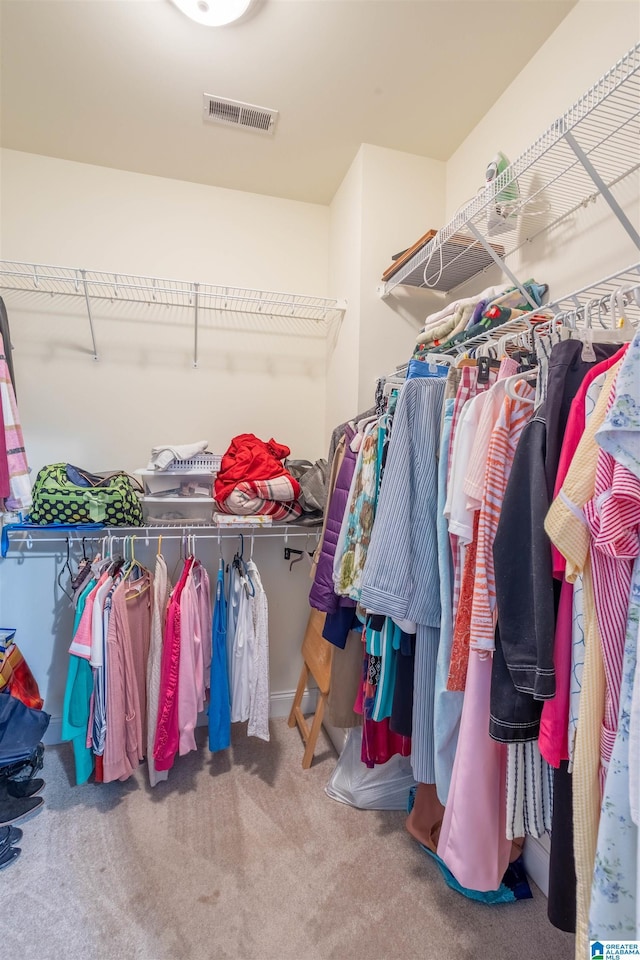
[169,0,253,27]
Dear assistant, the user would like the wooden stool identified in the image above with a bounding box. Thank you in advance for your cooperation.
[288,609,333,769]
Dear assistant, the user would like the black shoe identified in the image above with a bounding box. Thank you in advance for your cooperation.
[0,826,22,845]
[0,844,21,870]
[5,778,44,799]
[0,793,44,826]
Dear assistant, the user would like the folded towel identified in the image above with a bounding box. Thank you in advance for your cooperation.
[147,441,208,471]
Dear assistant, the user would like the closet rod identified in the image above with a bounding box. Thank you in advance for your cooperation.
[1,526,320,555]
[7,531,320,543]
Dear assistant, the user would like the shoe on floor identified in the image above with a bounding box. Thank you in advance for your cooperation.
[0,825,22,845]
[0,844,21,870]
[0,793,44,827]
[6,778,45,799]
[0,743,45,783]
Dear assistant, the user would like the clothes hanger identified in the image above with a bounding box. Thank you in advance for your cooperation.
[57,535,75,601]
[217,529,224,571]
[503,369,537,403]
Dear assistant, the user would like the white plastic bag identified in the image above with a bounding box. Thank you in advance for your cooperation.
[325,727,416,811]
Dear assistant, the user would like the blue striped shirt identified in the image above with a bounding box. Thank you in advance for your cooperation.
[360,376,446,628]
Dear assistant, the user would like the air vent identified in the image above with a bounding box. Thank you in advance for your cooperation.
[203,95,278,135]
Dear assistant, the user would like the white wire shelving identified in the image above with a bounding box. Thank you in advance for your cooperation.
[379,42,640,302]
[0,521,322,558]
[436,262,640,357]
[0,260,346,365]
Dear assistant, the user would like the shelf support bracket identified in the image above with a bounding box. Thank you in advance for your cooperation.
[466,224,539,310]
[80,269,99,361]
[563,130,640,251]
[193,282,200,368]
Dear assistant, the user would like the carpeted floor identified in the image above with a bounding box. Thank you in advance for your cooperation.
[2,719,575,960]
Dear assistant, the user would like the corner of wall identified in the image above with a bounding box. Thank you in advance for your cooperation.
[325,148,365,442]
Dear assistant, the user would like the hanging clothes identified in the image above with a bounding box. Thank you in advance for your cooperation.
[437,383,534,892]
[333,419,382,602]
[361,374,446,783]
[154,557,194,773]
[178,565,204,756]
[209,561,231,753]
[102,571,152,783]
[147,552,171,787]
[61,576,97,785]
[0,332,31,513]
[230,557,270,741]
[246,560,269,742]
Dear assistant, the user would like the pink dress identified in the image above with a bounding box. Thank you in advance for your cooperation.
[154,558,193,772]
[437,389,532,891]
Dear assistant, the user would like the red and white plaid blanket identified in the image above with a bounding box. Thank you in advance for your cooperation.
[215,476,302,523]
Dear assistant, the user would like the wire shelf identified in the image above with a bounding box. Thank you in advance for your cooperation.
[438,262,640,356]
[0,260,344,324]
[0,259,345,364]
[381,42,640,296]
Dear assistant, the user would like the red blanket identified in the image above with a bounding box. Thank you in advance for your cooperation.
[214,434,301,503]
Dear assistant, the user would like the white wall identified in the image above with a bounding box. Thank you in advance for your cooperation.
[326,148,363,436]
[1,149,330,470]
[358,144,445,412]
[326,143,446,430]
[445,0,640,302]
[0,148,330,735]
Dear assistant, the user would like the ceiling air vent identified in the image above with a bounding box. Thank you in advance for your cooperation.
[203,95,278,135]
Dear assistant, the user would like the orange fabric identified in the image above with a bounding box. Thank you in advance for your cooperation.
[447,513,480,691]
[0,642,43,709]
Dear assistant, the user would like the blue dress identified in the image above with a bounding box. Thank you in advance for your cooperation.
[208,564,231,753]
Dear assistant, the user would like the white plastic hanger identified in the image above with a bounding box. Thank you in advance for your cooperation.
[502,369,537,404]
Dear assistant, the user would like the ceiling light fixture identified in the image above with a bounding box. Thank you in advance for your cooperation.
[169,0,253,27]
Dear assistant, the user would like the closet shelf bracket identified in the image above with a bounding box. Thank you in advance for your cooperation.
[466,224,539,311]
[193,281,200,368]
[80,269,99,361]
[562,129,640,251]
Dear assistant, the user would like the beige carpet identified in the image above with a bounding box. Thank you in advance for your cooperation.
[2,720,574,960]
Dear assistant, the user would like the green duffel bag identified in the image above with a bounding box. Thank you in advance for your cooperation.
[29,463,143,526]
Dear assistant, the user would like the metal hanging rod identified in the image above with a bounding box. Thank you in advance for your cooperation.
[379,42,640,299]
[0,259,346,366]
[0,523,321,558]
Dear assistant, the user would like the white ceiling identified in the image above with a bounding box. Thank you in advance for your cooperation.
[0,0,576,205]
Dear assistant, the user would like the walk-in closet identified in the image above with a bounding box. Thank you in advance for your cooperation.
[0,3,639,959]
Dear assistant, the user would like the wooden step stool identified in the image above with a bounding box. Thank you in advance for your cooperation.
[288,609,333,769]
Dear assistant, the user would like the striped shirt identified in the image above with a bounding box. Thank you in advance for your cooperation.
[360,375,446,627]
[584,397,640,782]
[447,366,497,617]
[469,382,535,653]
[544,362,622,960]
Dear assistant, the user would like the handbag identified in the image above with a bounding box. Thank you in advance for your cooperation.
[285,458,329,513]
[28,463,143,526]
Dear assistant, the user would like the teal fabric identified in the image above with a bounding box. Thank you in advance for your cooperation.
[407,786,518,904]
[372,619,401,722]
[419,844,516,904]
[61,578,96,785]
